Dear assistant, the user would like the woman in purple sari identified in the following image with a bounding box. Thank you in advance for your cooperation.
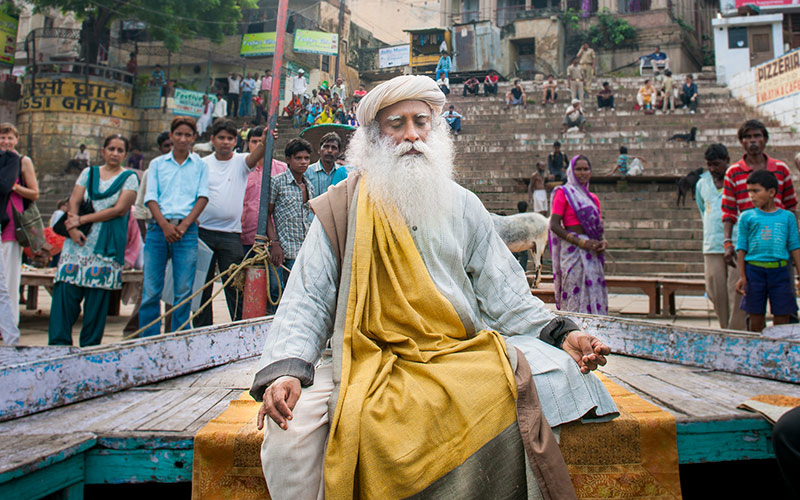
[549,155,609,314]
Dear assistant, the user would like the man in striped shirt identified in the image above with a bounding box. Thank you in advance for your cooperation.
[722,120,797,266]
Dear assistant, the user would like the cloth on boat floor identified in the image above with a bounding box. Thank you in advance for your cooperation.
[738,394,800,424]
[192,374,682,500]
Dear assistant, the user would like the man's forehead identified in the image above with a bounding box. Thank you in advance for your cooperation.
[376,100,432,121]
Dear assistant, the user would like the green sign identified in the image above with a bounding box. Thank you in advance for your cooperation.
[135,86,162,109]
[241,32,276,57]
[0,9,18,66]
[172,88,217,117]
[293,29,338,56]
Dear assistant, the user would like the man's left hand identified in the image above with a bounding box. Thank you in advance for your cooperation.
[562,331,609,374]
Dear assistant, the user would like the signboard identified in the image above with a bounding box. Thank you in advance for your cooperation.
[734,0,797,6]
[755,50,800,105]
[172,88,217,117]
[0,10,18,66]
[293,29,338,56]
[379,45,410,68]
[135,86,162,109]
[17,78,134,119]
[241,32,276,57]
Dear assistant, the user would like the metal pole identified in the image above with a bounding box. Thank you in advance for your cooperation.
[334,0,346,82]
[256,0,290,237]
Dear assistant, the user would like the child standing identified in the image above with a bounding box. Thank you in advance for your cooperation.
[527,162,548,215]
[735,170,800,332]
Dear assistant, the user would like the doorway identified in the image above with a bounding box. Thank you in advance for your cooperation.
[749,25,773,66]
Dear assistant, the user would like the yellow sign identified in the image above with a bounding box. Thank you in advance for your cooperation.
[241,32,276,57]
[17,78,135,119]
[755,50,800,105]
[0,10,18,66]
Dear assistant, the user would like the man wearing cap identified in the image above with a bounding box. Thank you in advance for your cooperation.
[252,75,616,500]
[292,69,307,100]
[562,98,586,134]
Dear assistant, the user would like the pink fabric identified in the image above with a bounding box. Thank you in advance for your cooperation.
[241,159,288,245]
[551,189,600,227]
[125,206,142,267]
[261,76,272,91]
[2,192,22,242]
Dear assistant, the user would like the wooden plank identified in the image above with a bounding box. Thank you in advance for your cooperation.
[136,388,231,432]
[0,346,79,367]
[184,390,243,434]
[0,317,271,421]
[567,311,800,384]
[84,448,192,484]
[189,358,258,388]
[0,454,84,500]
[676,419,775,464]
[0,433,95,481]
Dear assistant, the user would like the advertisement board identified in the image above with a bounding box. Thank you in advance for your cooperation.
[293,29,338,56]
[172,88,217,117]
[734,0,798,6]
[379,45,411,68]
[241,32,276,57]
[755,49,800,105]
[0,10,18,66]
[18,78,134,119]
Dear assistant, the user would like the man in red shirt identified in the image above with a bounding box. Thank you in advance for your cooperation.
[483,71,499,97]
[722,119,797,266]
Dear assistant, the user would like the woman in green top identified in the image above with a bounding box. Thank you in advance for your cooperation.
[49,134,139,347]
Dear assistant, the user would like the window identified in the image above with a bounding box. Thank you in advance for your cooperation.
[322,55,329,72]
[728,27,748,49]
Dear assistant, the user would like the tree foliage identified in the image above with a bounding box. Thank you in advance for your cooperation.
[27,0,256,52]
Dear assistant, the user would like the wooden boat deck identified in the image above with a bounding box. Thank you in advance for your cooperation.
[1,352,798,498]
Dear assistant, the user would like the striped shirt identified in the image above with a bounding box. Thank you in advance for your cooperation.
[721,154,796,224]
[270,170,315,259]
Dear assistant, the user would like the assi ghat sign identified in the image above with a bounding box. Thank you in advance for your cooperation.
[755,50,800,105]
[17,78,135,119]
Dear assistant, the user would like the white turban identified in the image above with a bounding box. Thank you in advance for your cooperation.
[356,75,446,126]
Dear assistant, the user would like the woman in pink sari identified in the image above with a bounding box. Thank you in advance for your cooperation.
[549,155,609,314]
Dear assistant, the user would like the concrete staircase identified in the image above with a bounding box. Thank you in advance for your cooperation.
[446,75,797,277]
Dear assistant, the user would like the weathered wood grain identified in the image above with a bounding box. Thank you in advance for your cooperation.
[85,448,192,484]
[566,312,800,383]
[0,318,272,422]
[0,433,95,480]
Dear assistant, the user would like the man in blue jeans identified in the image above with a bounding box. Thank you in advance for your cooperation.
[140,116,209,337]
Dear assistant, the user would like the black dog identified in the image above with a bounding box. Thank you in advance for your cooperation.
[668,126,698,144]
[677,167,705,207]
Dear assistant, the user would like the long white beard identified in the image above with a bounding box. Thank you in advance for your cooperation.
[347,119,456,227]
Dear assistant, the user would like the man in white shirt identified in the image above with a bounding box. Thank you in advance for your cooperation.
[227,73,241,117]
[212,92,228,122]
[65,144,91,173]
[561,98,586,133]
[240,73,257,118]
[331,77,346,103]
[292,69,307,100]
[193,118,266,327]
[260,69,272,102]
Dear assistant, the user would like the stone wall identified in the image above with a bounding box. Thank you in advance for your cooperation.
[15,76,137,176]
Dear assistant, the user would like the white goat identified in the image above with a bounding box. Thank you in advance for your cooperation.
[490,212,549,288]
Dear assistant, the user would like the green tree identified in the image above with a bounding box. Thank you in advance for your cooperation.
[26,0,255,65]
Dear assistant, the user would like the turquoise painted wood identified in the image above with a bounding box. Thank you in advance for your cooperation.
[676,419,775,464]
[0,455,84,500]
[85,448,193,484]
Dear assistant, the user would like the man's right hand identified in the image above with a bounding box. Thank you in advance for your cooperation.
[724,246,736,267]
[270,242,285,267]
[161,223,182,243]
[257,376,302,430]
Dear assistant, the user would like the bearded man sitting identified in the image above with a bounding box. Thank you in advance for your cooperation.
[251,75,618,500]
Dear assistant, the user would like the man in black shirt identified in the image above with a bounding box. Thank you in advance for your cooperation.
[505,79,527,109]
[547,141,568,182]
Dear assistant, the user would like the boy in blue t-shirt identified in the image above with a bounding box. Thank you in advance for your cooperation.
[736,169,800,332]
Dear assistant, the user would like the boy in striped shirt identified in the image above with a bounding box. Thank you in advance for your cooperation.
[722,120,796,267]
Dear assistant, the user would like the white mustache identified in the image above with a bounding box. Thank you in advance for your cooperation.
[393,140,432,158]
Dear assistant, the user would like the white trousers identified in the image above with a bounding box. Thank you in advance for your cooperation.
[704,254,747,330]
[2,240,21,326]
[0,240,19,345]
[261,358,333,500]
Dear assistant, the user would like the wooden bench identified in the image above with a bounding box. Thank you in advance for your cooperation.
[530,274,661,316]
[660,278,706,317]
[21,269,143,316]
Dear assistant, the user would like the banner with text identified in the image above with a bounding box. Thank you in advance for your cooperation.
[379,45,410,68]
[172,88,217,117]
[0,10,18,66]
[755,50,800,105]
[241,32,276,57]
[293,29,338,56]
[17,78,134,119]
